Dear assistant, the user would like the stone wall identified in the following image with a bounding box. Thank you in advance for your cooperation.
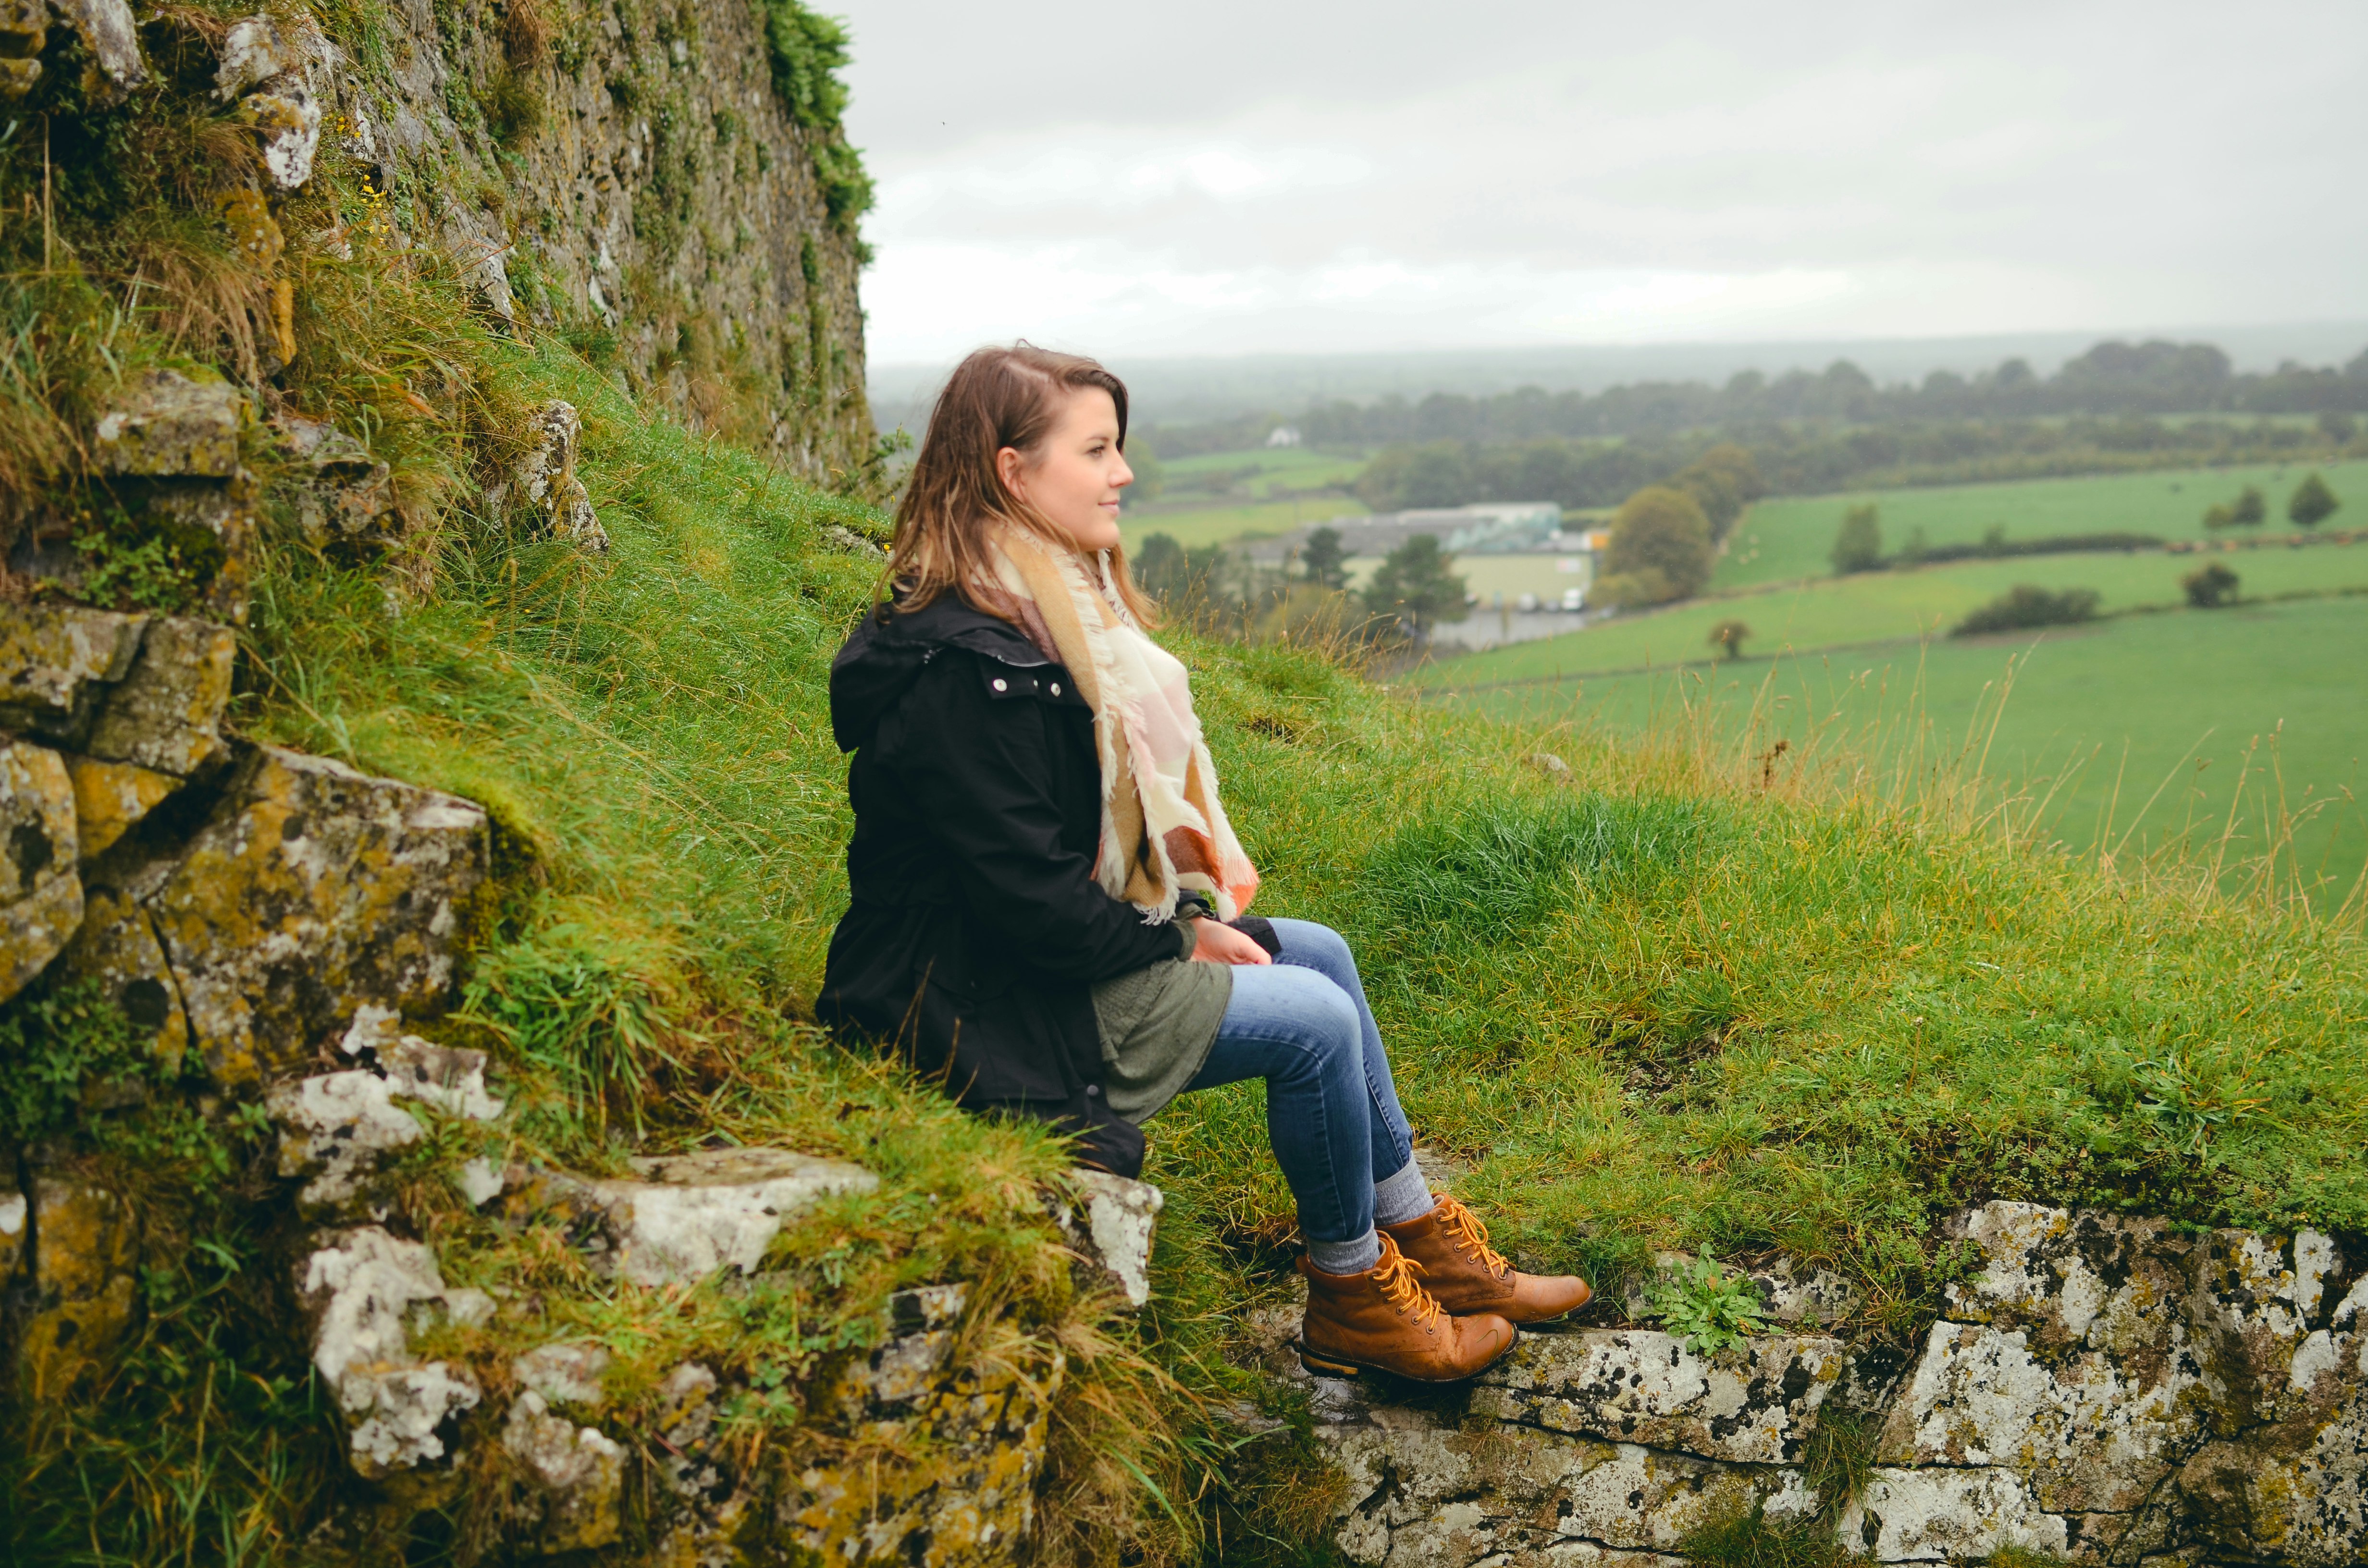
[1246,1201,2368,1567]
[372,0,877,479]
[190,0,877,482]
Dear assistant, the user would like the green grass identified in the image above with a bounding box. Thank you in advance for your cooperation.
[1721,459,2368,589]
[1156,444,1369,495]
[1156,672,2368,1339]
[1420,540,2368,685]
[1425,596,2368,908]
[1119,494,1367,552]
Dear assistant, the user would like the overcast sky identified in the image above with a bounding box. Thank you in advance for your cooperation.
[836,0,2368,369]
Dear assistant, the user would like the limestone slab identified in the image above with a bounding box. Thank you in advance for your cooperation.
[84,616,235,777]
[1838,1466,2068,1563]
[64,754,180,861]
[268,1027,504,1218]
[502,1391,625,1553]
[0,605,145,738]
[298,1225,483,1478]
[51,0,143,98]
[145,746,488,1085]
[17,1178,139,1403]
[56,883,190,1066]
[1329,1420,1811,1566]
[1878,1318,2208,1514]
[1,739,81,1002]
[92,369,240,477]
[1468,1329,1845,1465]
[1062,1168,1162,1308]
[592,1146,877,1286]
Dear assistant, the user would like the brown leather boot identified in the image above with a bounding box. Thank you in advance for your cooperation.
[1381,1194,1592,1324]
[1297,1232,1517,1383]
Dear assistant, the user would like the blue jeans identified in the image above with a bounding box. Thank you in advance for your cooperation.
[1177,918,1417,1245]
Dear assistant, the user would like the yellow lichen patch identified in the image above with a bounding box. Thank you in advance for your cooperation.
[767,1337,1065,1567]
[86,616,235,776]
[65,754,181,861]
[215,187,285,270]
[145,746,488,1085]
[18,1179,140,1404]
[1,738,82,1003]
[59,885,192,1068]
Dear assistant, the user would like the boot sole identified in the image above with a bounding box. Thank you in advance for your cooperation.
[1297,1328,1520,1384]
[1436,1282,1593,1326]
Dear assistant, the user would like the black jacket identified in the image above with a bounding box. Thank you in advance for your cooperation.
[816,592,1191,1175]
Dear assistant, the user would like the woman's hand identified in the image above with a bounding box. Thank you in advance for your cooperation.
[1188,916,1272,965]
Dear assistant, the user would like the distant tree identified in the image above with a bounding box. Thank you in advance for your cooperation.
[2203,502,2235,530]
[2318,411,2358,446]
[1301,526,1350,590]
[2181,562,2240,608]
[2231,485,2267,527]
[2289,471,2340,527]
[1363,534,1469,637]
[1830,504,1882,575]
[1951,585,2102,637]
[1898,525,1930,564]
[1707,620,1750,661]
[1356,440,1474,510]
[1672,444,1764,540]
[1123,439,1165,504]
[1134,532,1187,600]
[1603,485,1715,604]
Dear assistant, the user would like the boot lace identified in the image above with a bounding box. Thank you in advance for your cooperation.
[1371,1236,1443,1328]
[1437,1196,1513,1280]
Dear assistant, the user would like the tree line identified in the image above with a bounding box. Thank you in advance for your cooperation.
[1137,339,2368,459]
[1343,412,2359,514]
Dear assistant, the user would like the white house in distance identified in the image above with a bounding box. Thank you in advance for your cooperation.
[1243,503,1609,646]
[1265,425,1303,448]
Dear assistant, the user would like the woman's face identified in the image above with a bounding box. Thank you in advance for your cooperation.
[999,388,1133,552]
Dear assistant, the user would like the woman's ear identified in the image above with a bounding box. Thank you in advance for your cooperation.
[996,445,1027,503]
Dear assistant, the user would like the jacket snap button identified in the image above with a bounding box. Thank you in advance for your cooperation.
[991,677,1008,692]
[1085,1084,1100,1097]
[1050,682,1062,696]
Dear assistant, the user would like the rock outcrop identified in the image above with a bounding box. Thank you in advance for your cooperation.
[1270,1200,2368,1567]
[176,0,878,480]
[274,1110,1156,1566]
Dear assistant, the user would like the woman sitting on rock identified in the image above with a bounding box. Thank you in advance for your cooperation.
[819,343,1588,1384]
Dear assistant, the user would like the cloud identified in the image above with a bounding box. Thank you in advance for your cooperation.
[836,0,2368,364]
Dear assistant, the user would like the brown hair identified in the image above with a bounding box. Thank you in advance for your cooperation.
[889,343,1157,623]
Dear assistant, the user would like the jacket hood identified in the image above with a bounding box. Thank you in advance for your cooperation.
[829,592,1053,753]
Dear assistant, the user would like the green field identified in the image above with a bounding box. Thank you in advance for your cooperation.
[1423,596,2368,905]
[1155,443,1369,496]
[1118,494,1367,552]
[1721,458,2368,589]
[1419,539,2368,684]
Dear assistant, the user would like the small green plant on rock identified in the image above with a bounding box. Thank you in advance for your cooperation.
[1645,1248,1769,1353]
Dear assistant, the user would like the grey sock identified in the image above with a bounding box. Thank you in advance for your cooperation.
[1372,1157,1437,1228]
[1306,1228,1382,1276]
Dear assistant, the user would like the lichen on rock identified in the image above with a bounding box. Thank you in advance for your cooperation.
[92,369,241,478]
[15,1177,140,1403]
[299,1225,488,1479]
[495,1146,879,1286]
[487,401,609,552]
[142,745,490,1086]
[267,1015,506,1219]
[1,737,82,1002]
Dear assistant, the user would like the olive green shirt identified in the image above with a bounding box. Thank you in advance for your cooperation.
[1091,928,1233,1125]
